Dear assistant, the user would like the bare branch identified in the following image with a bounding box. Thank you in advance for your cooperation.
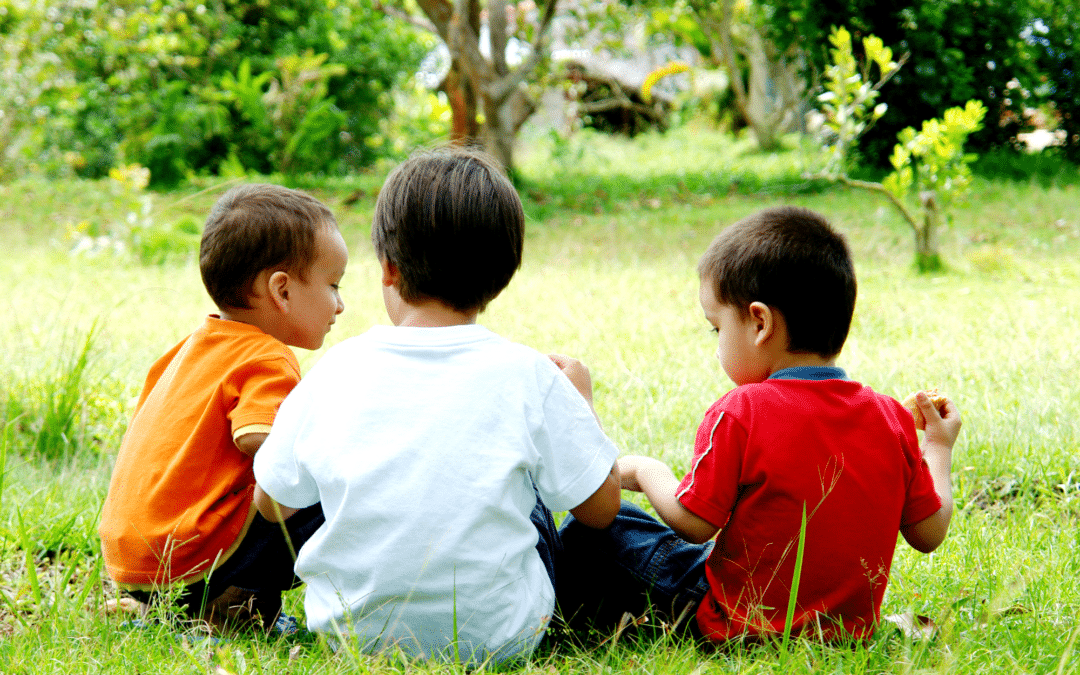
[378,0,443,37]
[449,3,495,96]
[485,0,559,104]
[489,0,509,77]
[835,175,920,233]
[870,52,909,94]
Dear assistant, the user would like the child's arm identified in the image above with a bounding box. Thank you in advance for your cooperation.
[238,432,301,522]
[568,460,622,528]
[547,353,602,424]
[235,432,268,457]
[620,455,719,544]
[547,353,620,527]
[901,391,961,553]
[254,483,300,522]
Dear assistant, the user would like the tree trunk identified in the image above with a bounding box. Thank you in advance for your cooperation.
[915,191,944,272]
[698,0,803,151]
[440,59,479,142]
[410,0,557,173]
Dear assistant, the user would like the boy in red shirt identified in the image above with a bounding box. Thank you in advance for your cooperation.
[99,184,347,631]
[558,206,961,642]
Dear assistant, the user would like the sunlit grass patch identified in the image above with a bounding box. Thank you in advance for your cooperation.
[2,126,1080,672]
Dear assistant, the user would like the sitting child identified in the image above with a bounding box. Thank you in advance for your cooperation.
[252,147,621,663]
[557,206,961,642]
[99,184,347,630]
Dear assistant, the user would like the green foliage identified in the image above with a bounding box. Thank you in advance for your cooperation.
[810,27,986,272]
[816,27,898,179]
[0,0,426,184]
[1026,1,1080,163]
[884,100,988,209]
[764,0,1033,165]
[5,324,99,463]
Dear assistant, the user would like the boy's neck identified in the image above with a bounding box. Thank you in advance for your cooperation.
[215,307,273,334]
[392,298,479,328]
[767,350,838,376]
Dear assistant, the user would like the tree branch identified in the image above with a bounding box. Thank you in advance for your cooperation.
[485,0,559,105]
[835,175,920,233]
[489,0,509,77]
[380,0,443,37]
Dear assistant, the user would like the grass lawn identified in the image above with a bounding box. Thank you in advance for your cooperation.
[2,126,1079,673]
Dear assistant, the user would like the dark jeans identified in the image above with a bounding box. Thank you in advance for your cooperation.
[531,483,560,591]
[129,503,324,627]
[555,500,713,636]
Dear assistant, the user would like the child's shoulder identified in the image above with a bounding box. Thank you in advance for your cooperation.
[710,377,901,418]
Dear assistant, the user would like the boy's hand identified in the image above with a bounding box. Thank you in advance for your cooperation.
[548,353,593,403]
[916,391,961,449]
[902,392,961,553]
[617,455,719,544]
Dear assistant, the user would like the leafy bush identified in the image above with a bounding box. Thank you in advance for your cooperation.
[2,323,120,463]
[808,27,986,272]
[0,0,427,184]
[1026,1,1080,164]
[764,0,1032,166]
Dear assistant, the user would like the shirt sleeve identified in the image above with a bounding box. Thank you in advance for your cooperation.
[226,354,301,434]
[252,377,321,510]
[531,363,619,513]
[899,441,944,527]
[675,400,748,529]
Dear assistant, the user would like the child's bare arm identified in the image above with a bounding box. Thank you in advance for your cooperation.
[254,484,300,523]
[568,461,622,528]
[241,433,302,521]
[235,432,268,457]
[901,392,961,553]
[620,455,719,544]
[547,353,605,425]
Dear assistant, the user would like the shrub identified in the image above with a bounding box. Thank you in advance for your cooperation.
[0,0,427,184]
[765,0,1033,166]
[1026,1,1080,164]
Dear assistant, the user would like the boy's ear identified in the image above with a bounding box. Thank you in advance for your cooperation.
[380,258,401,288]
[747,301,776,347]
[267,270,291,311]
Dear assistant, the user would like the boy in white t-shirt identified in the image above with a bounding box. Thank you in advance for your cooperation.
[252,146,621,664]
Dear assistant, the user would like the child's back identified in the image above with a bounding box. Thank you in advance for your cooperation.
[253,147,621,662]
[683,374,941,639]
[557,206,959,643]
[257,324,614,658]
[99,184,346,628]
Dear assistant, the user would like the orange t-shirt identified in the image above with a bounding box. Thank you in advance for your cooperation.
[99,316,301,587]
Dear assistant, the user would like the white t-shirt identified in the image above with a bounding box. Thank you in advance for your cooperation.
[254,324,618,663]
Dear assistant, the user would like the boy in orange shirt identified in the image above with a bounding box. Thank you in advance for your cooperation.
[99,184,347,631]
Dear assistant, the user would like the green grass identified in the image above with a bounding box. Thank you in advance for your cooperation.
[2,127,1080,672]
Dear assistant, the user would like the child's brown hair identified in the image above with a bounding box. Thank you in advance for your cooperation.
[698,206,857,357]
[200,184,337,310]
[371,146,524,313]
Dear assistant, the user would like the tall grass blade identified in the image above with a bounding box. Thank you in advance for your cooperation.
[1057,620,1080,675]
[0,586,29,630]
[15,510,44,609]
[781,503,808,655]
[0,416,13,510]
[73,557,101,613]
[32,321,99,461]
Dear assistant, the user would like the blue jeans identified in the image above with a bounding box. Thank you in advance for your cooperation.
[531,483,561,591]
[555,500,713,634]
